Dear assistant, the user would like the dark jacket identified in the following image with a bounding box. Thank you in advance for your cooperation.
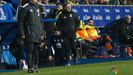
[56,10,80,37]
[118,21,133,43]
[18,3,44,43]
[48,34,68,57]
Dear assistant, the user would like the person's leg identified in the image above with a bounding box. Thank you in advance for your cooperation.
[64,37,72,65]
[64,37,71,57]
[59,56,66,66]
[32,43,39,72]
[70,37,77,64]
[25,41,34,72]
[55,55,60,66]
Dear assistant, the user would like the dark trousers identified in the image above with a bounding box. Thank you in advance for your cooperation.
[120,39,133,57]
[65,36,77,64]
[0,46,2,64]
[55,55,66,66]
[25,41,39,69]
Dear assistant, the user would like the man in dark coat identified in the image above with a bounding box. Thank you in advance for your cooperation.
[118,15,133,56]
[18,0,45,73]
[56,2,80,64]
[118,15,133,45]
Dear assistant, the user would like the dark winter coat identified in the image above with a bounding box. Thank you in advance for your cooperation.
[56,10,80,37]
[118,21,133,43]
[18,3,44,43]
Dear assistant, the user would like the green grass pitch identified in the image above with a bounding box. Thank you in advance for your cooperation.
[1,60,133,75]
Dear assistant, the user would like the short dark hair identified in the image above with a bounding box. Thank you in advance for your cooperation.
[54,27,60,32]
[88,19,93,22]
[63,2,70,8]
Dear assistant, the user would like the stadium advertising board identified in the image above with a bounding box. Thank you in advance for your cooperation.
[45,5,133,27]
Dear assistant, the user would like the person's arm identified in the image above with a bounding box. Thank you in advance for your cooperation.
[48,36,54,61]
[74,13,80,31]
[121,24,133,39]
[39,35,45,48]
[48,35,54,55]
[18,5,28,38]
[56,13,62,30]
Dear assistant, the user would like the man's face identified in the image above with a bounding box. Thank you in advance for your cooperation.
[88,20,94,25]
[55,31,61,36]
[126,15,131,24]
[65,4,72,12]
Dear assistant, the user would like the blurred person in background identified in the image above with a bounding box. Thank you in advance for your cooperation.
[119,0,127,5]
[97,0,108,5]
[45,3,63,54]
[85,19,114,57]
[89,0,97,4]
[37,0,47,18]
[103,0,109,4]
[118,15,133,45]
[69,0,79,5]
[117,15,133,57]
[56,2,80,64]
[55,2,63,19]
[109,0,120,5]
[48,0,58,4]
[56,2,63,13]
[118,15,133,51]
[80,0,89,4]
[127,0,133,5]
[0,0,16,20]
[41,0,49,4]
[47,2,63,19]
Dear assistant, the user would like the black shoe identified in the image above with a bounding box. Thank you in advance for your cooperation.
[34,69,40,73]
[27,69,34,73]
[34,65,40,73]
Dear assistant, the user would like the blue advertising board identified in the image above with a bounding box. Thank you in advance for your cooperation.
[45,5,133,27]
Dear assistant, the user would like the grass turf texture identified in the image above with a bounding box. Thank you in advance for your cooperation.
[1,60,133,75]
